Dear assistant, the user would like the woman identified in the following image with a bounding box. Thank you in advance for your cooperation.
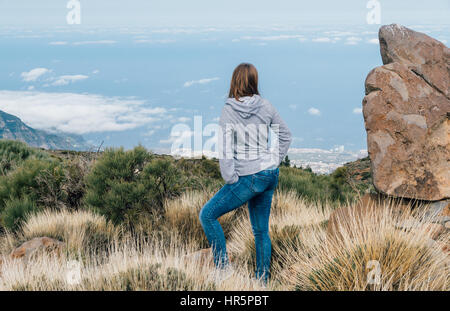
[199,63,292,284]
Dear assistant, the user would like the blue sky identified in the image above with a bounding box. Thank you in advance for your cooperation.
[0,1,448,153]
[1,0,449,27]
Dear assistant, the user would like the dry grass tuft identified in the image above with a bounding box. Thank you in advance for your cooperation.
[278,203,449,291]
[18,209,120,255]
[0,191,448,291]
[164,190,241,249]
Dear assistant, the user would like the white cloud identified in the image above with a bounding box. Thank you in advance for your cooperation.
[236,34,305,42]
[368,38,379,44]
[134,39,176,44]
[51,75,89,86]
[0,90,167,134]
[332,145,345,153]
[49,41,68,45]
[289,104,297,110]
[183,77,219,88]
[73,40,117,46]
[345,36,362,45]
[308,107,321,116]
[312,37,332,43]
[21,68,50,82]
[353,107,363,114]
[92,69,100,74]
[324,31,356,37]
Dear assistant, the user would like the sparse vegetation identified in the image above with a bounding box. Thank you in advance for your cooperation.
[0,140,49,176]
[1,140,447,291]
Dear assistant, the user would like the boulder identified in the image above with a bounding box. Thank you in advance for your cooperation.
[10,237,64,260]
[362,24,450,201]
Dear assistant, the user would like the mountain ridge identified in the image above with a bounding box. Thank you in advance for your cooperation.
[0,109,91,151]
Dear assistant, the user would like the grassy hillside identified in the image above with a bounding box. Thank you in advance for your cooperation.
[1,140,446,291]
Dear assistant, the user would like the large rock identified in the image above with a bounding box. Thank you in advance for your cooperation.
[10,237,64,261]
[362,24,450,201]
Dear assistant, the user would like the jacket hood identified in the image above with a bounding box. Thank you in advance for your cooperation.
[225,95,263,119]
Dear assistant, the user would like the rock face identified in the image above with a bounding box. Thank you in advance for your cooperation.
[362,24,450,201]
[0,110,91,151]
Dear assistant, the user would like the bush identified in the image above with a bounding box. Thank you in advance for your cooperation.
[278,166,357,205]
[84,146,187,226]
[84,146,152,225]
[141,157,184,208]
[1,197,39,232]
[61,157,91,209]
[175,156,222,191]
[0,140,49,175]
[0,158,66,231]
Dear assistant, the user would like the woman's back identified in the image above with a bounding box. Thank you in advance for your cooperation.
[219,94,291,184]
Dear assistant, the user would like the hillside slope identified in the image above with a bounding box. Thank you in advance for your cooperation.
[0,110,91,151]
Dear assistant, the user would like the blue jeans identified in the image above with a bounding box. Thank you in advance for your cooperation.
[199,168,279,283]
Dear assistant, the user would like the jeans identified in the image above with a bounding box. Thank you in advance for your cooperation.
[199,168,279,283]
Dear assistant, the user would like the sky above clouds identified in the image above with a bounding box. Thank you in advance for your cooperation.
[1,0,449,27]
[0,0,448,154]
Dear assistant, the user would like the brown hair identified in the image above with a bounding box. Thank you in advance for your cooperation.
[228,63,259,101]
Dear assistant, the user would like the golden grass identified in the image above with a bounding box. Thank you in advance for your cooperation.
[164,190,241,249]
[0,234,264,291]
[277,202,449,290]
[0,191,448,291]
[3,209,120,255]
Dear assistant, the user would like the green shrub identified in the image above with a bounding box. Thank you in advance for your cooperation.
[175,156,222,191]
[84,146,187,226]
[0,158,66,231]
[278,166,358,205]
[0,140,49,175]
[84,146,152,225]
[61,157,90,209]
[1,197,39,231]
[141,157,184,207]
[0,158,65,206]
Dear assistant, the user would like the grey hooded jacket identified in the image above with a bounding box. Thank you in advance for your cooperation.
[219,95,292,184]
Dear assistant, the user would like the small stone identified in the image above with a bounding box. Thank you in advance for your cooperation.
[445,222,450,229]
